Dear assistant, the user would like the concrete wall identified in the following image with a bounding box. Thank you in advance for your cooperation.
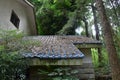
[0,0,36,35]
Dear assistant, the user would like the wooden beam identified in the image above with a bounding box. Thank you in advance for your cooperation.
[75,43,102,48]
[29,58,83,66]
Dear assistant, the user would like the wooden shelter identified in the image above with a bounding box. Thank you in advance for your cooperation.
[23,36,102,80]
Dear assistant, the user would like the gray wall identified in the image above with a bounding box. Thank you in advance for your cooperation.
[0,0,36,35]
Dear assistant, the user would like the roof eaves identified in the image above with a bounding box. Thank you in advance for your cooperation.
[22,52,85,59]
[73,42,102,45]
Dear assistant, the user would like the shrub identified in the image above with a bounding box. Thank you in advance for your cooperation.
[38,66,79,80]
[0,29,40,80]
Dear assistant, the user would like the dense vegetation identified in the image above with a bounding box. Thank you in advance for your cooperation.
[0,30,28,80]
[0,30,40,80]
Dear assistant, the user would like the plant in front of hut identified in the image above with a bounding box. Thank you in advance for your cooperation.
[0,29,40,80]
[38,66,79,80]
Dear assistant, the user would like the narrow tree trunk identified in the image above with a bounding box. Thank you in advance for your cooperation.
[84,18,89,37]
[82,16,90,37]
[91,5,99,40]
[96,0,120,80]
[91,4,102,64]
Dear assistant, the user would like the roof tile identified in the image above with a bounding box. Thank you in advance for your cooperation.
[23,36,101,59]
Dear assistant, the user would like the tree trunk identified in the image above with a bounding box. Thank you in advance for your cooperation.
[91,4,102,64]
[96,0,120,80]
[82,16,90,37]
[91,5,99,40]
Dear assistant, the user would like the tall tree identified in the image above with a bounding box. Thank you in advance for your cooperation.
[81,16,90,37]
[91,3,102,63]
[76,0,91,37]
[96,0,120,80]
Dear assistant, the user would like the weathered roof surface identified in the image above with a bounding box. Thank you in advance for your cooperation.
[57,36,101,44]
[23,36,101,59]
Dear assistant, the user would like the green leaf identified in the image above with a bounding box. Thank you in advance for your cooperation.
[0,45,4,51]
[53,0,57,3]
[65,0,71,7]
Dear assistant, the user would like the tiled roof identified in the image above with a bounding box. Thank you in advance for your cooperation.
[57,36,101,44]
[23,36,101,59]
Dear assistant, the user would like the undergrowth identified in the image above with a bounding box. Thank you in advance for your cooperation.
[91,48,111,76]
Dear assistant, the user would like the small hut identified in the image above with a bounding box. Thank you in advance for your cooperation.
[23,35,102,80]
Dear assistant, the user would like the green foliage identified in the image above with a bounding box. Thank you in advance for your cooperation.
[29,0,94,35]
[0,52,27,80]
[0,29,41,80]
[0,30,28,80]
[57,11,77,35]
[0,29,41,53]
[114,28,120,60]
[0,30,23,52]
[38,66,79,80]
[92,48,111,76]
[29,0,77,35]
[92,48,109,67]
[91,48,99,67]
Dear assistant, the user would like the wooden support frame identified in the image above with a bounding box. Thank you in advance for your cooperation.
[75,43,102,48]
[29,58,83,66]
